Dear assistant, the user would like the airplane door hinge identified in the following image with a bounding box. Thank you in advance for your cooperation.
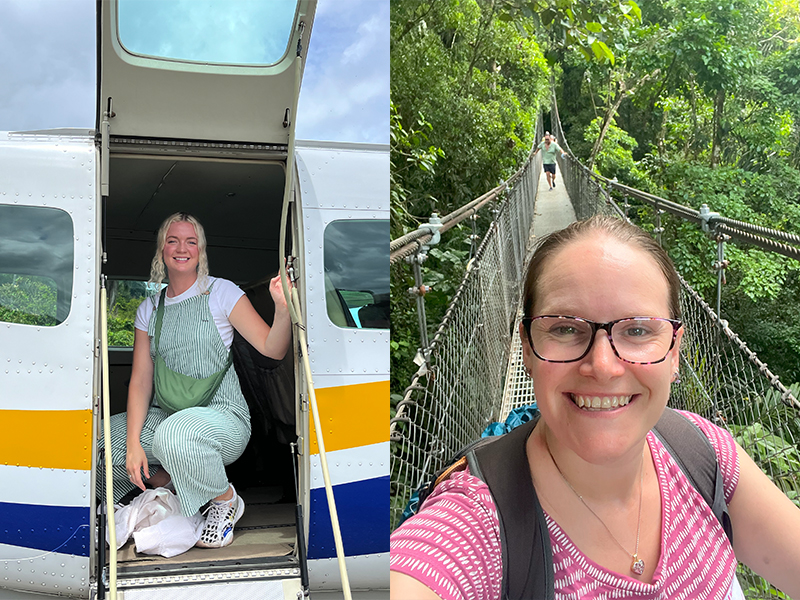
[286,255,299,284]
[100,98,115,197]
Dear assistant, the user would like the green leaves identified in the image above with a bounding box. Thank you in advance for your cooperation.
[583,115,650,186]
[390,101,445,238]
[591,39,615,64]
[626,1,641,21]
[0,275,58,326]
[105,281,147,347]
[495,0,643,64]
[390,0,551,395]
[731,420,800,486]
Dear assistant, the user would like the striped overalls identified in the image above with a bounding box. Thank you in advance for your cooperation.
[98,287,251,517]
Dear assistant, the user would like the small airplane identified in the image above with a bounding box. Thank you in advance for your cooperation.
[0,1,389,598]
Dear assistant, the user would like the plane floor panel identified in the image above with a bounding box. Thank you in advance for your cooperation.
[109,489,297,572]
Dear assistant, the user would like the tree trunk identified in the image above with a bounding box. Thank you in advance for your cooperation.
[688,77,697,157]
[587,69,658,170]
[711,89,726,168]
[461,0,496,93]
[587,91,625,170]
[657,108,667,158]
[107,280,118,314]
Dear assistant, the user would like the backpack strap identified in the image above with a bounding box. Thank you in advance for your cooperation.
[652,407,733,544]
[467,415,554,600]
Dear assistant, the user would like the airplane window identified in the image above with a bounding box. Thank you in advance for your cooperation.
[324,220,389,330]
[0,205,74,327]
[117,0,299,66]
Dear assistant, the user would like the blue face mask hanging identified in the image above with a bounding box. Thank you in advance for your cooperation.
[152,288,231,415]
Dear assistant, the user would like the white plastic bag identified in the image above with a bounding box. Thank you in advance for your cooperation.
[109,488,204,558]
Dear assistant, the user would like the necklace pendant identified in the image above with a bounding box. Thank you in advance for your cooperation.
[631,555,645,576]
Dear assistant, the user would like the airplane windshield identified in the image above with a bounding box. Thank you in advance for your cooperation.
[117,0,299,66]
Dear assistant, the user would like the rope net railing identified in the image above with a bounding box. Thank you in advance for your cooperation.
[390,140,542,265]
[390,94,800,598]
[390,134,544,522]
[553,106,800,600]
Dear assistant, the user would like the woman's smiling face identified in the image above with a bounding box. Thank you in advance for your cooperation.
[162,221,199,276]
[520,232,682,463]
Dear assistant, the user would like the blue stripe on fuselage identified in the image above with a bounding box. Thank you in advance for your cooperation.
[0,502,90,557]
[307,476,389,559]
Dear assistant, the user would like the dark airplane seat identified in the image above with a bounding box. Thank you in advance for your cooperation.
[228,278,296,492]
[357,302,389,329]
[230,278,296,443]
[231,329,295,444]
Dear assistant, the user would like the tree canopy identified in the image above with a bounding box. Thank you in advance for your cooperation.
[391,0,800,394]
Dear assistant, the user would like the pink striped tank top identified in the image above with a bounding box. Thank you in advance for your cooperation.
[391,411,742,599]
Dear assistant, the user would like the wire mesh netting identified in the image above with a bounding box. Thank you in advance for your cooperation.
[390,103,800,598]
[390,143,544,521]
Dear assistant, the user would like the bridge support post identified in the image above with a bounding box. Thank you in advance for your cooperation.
[405,214,444,365]
[469,212,480,259]
[653,199,665,246]
[406,252,431,363]
[713,233,730,323]
[621,191,630,222]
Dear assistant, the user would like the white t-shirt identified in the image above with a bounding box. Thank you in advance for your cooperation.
[134,277,246,350]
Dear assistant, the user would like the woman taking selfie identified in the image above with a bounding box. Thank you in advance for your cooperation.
[390,215,800,599]
[99,212,292,549]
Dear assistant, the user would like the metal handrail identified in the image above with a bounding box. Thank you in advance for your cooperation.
[390,144,537,265]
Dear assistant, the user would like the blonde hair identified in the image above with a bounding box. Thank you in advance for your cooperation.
[149,212,210,293]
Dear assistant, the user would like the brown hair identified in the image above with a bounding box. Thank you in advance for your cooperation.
[522,215,681,319]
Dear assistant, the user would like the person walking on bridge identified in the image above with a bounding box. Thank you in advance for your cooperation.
[533,131,566,190]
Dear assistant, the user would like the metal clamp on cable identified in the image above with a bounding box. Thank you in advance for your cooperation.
[699,204,720,233]
[404,250,427,266]
[712,259,730,285]
[418,213,443,252]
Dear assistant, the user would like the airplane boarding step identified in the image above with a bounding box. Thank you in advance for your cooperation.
[96,488,303,599]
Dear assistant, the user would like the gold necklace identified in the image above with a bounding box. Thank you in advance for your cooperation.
[544,435,646,576]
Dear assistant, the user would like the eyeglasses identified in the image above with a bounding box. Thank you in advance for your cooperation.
[521,315,682,364]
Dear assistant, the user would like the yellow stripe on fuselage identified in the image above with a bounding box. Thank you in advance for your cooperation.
[309,381,388,454]
[0,410,93,470]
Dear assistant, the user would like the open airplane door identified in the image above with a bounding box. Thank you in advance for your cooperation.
[95,0,316,278]
[97,0,316,145]
[94,1,318,598]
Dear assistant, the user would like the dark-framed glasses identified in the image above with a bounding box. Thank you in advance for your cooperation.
[521,315,682,364]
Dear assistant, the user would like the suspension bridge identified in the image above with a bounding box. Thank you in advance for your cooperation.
[390,97,800,596]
